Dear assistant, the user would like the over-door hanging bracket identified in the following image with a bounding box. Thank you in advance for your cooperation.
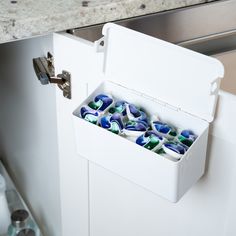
[33,52,71,99]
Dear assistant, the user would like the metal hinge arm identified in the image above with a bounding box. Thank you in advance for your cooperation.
[32,52,71,99]
[49,77,65,85]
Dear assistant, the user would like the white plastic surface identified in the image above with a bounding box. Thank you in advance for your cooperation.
[101,23,224,122]
[73,81,209,202]
[72,24,225,202]
[72,23,226,202]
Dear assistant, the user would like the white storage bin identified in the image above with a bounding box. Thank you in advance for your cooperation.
[73,23,224,202]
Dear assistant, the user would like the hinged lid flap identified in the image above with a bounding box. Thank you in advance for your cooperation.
[100,23,224,122]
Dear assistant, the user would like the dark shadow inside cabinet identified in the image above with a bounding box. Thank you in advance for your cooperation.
[0,35,62,236]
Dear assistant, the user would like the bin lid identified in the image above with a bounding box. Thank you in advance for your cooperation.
[99,23,224,122]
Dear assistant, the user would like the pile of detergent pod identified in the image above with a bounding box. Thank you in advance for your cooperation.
[79,94,198,161]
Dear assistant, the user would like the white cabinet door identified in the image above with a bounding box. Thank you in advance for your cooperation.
[87,52,236,236]
[53,33,104,236]
[53,32,236,236]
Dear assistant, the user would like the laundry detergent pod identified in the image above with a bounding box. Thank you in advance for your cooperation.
[80,105,101,124]
[108,100,128,116]
[88,94,113,112]
[126,104,149,125]
[99,113,124,135]
[163,141,187,160]
[136,131,165,152]
[178,130,198,147]
[151,119,177,140]
[124,120,148,137]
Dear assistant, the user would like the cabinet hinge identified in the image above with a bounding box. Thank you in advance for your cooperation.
[33,52,71,99]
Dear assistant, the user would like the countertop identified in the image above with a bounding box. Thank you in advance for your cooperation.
[0,0,213,44]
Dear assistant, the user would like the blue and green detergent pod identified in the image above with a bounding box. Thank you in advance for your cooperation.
[108,100,128,117]
[163,141,188,160]
[151,119,177,140]
[124,120,148,138]
[99,113,124,135]
[126,104,149,126]
[177,130,198,147]
[136,131,165,152]
[88,94,114,112]
[80,105,101,124]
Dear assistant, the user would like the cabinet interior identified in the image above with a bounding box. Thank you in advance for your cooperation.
[0,35,62,236]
